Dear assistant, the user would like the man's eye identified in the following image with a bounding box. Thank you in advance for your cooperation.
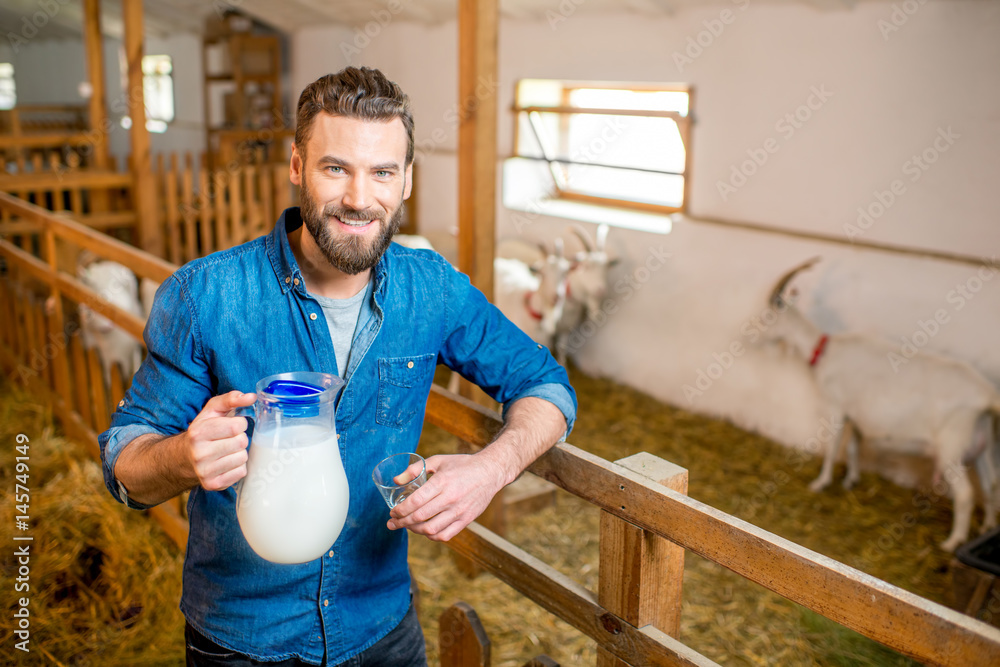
[327,166,342,173]
[375,170,390,178]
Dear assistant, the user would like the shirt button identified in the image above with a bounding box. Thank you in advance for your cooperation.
[293,278,300,286]
[407,361,414,369]
[284,277,291,284]
[118,400,125,407]
[328,550,334,558]
[310,313,318,321]
[336,434,341,440]
[323,599,329,607]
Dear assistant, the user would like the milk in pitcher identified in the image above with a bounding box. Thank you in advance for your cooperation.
[236,423,349,564]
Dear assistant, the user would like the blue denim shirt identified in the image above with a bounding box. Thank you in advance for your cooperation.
[98,208,576,665]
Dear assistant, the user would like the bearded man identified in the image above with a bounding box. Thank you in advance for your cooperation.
[99,67,575,666]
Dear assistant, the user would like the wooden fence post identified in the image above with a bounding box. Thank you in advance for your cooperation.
[597,452,688,667]
[440,602,491,667]
[43,227,71,399]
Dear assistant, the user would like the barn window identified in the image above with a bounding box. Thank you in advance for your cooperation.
[510,79,691,216]
[142,54,174,133]
[0,63,16,110]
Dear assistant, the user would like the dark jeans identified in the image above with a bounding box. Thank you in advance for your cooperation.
[185,604,427,667]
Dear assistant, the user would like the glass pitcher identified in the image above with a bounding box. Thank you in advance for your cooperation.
[234,371,348,564]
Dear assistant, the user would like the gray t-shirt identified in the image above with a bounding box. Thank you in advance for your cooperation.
[310,280,372,377]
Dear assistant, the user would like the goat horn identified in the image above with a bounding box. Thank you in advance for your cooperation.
[536,241,551,258]
[769,257,821,306]
[553,237,564,257]
[595,224,609,251]
[568,224,594,252]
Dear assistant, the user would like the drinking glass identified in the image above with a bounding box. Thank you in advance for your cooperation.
[372,453,426,509]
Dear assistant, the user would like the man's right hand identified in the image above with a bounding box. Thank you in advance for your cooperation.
[185,390,256,491]
[113,390,256,507]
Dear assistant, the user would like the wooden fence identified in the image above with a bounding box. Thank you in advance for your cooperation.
[2,194,1000,665]
[0,149,295,265]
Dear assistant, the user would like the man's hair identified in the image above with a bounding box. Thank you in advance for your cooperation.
[294,67,414,165]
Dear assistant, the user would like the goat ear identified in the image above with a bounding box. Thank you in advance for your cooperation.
[568,224,594,252]
[595,224,609,251]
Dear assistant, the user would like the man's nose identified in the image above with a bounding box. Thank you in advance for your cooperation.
[342,176,371,211]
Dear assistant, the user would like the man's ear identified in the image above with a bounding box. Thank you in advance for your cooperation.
[289,143,303,186]
[402,162,413,200]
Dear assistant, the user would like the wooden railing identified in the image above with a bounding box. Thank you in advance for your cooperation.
[0,152,295,262]
[0,105,93,175]
[2,195,1000,666]
[0,104,88,134]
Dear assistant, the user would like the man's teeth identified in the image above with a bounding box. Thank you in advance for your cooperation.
[342,219,372,227]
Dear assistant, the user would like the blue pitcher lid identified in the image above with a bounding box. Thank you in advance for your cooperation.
[263,379,325,403]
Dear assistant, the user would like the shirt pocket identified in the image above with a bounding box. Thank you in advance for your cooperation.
[376,353,436,429]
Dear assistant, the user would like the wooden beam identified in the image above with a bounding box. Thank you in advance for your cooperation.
[457,0,497,301]
[527,445,1000,667]
[0,239,146,340]
[0,193,175,283]
[83,0,110,170]
[446,523,719,667]
[0,170,133,191]
[0,133,97,149]
[122,0,160,256]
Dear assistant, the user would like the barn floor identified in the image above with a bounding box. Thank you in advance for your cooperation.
[0,367,967,666]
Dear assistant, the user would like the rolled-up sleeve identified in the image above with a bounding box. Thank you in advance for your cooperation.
[503,383,576,441]
[438,264,577,439]
[98,274,212,507]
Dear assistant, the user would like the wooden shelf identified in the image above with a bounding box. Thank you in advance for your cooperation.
[202,24,286,170]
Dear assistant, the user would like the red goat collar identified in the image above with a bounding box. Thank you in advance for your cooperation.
[525,291,544,321]
[809,334,829,367]
[524,281,572,322]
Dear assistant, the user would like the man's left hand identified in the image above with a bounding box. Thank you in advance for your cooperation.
[386,453,507,542]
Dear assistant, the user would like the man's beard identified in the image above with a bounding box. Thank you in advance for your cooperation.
[298,176,403,276]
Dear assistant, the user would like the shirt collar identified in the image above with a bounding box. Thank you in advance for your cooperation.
[267,207,304,295]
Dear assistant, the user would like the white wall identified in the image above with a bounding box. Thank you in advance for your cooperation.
[291,2,1000,476]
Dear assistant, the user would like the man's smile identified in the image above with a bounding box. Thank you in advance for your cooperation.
[333,215,378,233]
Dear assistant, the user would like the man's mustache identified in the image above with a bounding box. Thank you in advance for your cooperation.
[323,206,386,222]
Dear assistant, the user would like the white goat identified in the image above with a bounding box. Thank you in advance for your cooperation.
[393,234,436,252]
[78,260,143,387]
[765,258,1000,551]
[139,277,160,320]
[494,239,573,361]
[566,224,614,323]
